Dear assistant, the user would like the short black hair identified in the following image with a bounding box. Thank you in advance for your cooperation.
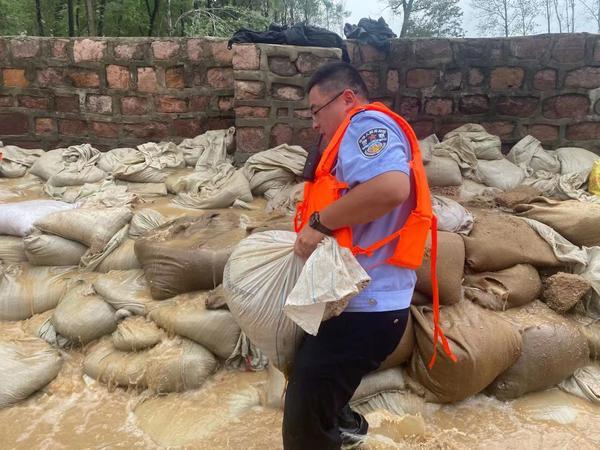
[306,61,369,98]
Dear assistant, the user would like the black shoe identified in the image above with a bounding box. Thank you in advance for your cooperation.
[339,406,368,448]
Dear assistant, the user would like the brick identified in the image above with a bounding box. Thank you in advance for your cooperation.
[11,39,40,58]
[481,121,515,138]
[209,40,233,65]
[388,41,410,68]
[67,69,100,88]
[490,67,524,90]
[86,95,112,114]
[424,97,453,116]
[360,44,386,63]
[0,39,6,61]
[411,120,434,139]
[190,95,211,111]
[233,44,260,70]
[270,123,293,146]
[173,118,205,138]
[0,95,13,107]
[91,121,119,138]
[114,42,144,60]
[73,39,106,62]
[35,118,55,134]
[529,124,559,143]
[124,122,169,139]
[207,67,233,89]
[187,39,204,61]
[235,106,270,118]
[152,40,180,59]
[386,70,399,92]
[468,68,484,86]
[346,40,361,65]
[36,68,66,87]
[18,95,49,109]
[395,96,420,118]
[3,68,28,87]
[565,67,600,89]
[566,122,600,140]
[360,70,379,94]
[272,84,304,101]
[543,94,590,119]
[552,35,585,63]
[59,119,87,136]
[510,36,550,59]
[294,127,319,149]
[51,39,69,59]
[235,80,265,100]
[236,127,266,152]
[533,69,556,90]
[137,67,158,92]
[121,96,150,115]
[277,108,288,117]
[296,53,328,74]
[406,69,438,88]
[107,65,130,89]
[442,71,462,91]
[496,96,538,117]
[269,57,297,76]
[55,95,79,113]
[459,95,489,114]
[156,96,187,113]
[293,109,312,120]
[165,66,185,88]
[218,96,234,112]
[414,40,453,63]
[207,117,234,129]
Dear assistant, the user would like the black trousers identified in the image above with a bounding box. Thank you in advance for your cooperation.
[282,308,410,450]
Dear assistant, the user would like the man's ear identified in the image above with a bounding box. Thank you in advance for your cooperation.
[342,89,357,107]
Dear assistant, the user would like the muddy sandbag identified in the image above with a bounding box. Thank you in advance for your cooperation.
[432,195,473,235]
[129,209,167,238]
[0,264,75,321]
[177,127,236,167]
[409,301,522,403]
[571,315,600,360]
[0,236,27,263]
[515,197,600,248]
[488,303,589,400]
[464,264,542,311]
[419,134,439,164]
[0,337,62,408]
[23,230,87,266]
[559,365,600,404]
[95,239,141,272]
[444,124,503,160]
[543,273,592,314]
[0,145,44,178]
[93,270,155,316]
[34,206,132,253]
[556,147,600,180]
[135,213,247,300]
[424,156,462,187]
[51,281,117,345]
[0,200,76,237]
[415,231,464,306]
[463,211,560,272]
[477,158,525,191]
[205,285,228,310]
[83,338,149,388]
[23,310,71,348]
[379,314,415,370]
[148,291,240,360]
[112,317,164,351]
[494,185,542,209]
[36,145,107,187]
[507,136,561,174]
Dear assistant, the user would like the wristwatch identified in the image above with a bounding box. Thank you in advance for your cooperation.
[309,212,334,236]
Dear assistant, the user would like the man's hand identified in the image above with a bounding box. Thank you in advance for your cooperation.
[294,225,326,258]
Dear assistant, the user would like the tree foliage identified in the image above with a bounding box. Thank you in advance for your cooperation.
[388,0,464,37]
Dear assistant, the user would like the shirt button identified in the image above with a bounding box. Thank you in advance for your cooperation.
[368,298,377,305]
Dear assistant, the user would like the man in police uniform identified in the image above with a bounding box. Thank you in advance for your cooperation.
[284,61,417,449]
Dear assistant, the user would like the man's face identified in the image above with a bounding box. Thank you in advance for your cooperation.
[309,85,356,143]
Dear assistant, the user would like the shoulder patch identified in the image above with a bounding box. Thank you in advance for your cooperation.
[357,128,388,158]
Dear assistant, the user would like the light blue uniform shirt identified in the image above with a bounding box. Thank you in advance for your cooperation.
[334,109,417,312]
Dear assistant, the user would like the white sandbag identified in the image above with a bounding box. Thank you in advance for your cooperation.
[45,144,107,187]
[44,180,138,208]
[265,182,305,214]
[94,238,141,273]
[23,310,71,348]
[0,236,27,263]
[431,195,473,235]
[93,270,155,316]
[507,136,561,173]
[112,317,164,351]
[29,149,65,180]
[443,124,503,160]
[0,145,44,178]
[177,128,236,166]
[0,337,62,408]
[52,280,117,345]
[224,230,369,373]
[458,179,502,203]
[24,230,87,266]
[129,209,167,238]
[424,156,462,187]
[558,365,600,404]
[0,264,75,321]
[418,134,439,164]
[0,200,76,237]
[556,147,600,180]
[477,158,525,191]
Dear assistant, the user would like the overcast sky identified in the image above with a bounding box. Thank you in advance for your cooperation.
[343,0,596,37]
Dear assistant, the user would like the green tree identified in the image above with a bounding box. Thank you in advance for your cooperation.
[388,0,464,37]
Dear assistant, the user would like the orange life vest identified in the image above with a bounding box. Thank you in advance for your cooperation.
[294,102,456,368]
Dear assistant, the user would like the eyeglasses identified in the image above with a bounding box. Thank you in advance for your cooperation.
[311,89,355,117]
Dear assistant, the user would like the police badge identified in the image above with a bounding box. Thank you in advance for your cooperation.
[357,128,389,158]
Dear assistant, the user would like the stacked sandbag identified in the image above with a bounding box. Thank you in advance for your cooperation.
[464,264,542,311]
[128,209,167,238]
[432,195,473,235]
[555,147,600,180]
[477,158,526,191]
[177,127,236,166]
[571,315,600,360]
[487,301,589,400]
[0,145,44,177]
[148,291,241,359]
[542,273,592,314]
[0,236,27,263]
[558,364,600,404]
[506,136,561,174]
[409,300,522,403]
[30,144,107,186]
[93,270,156,316]
[23,309,71,348]
[424,156,462,187]
[112,317,164,351]
[443,124,503,161]
[0,264,76,321]
[0,337,63,408]
[135,212,248,299]
[24,229,87,266]
[0,200,77,237]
